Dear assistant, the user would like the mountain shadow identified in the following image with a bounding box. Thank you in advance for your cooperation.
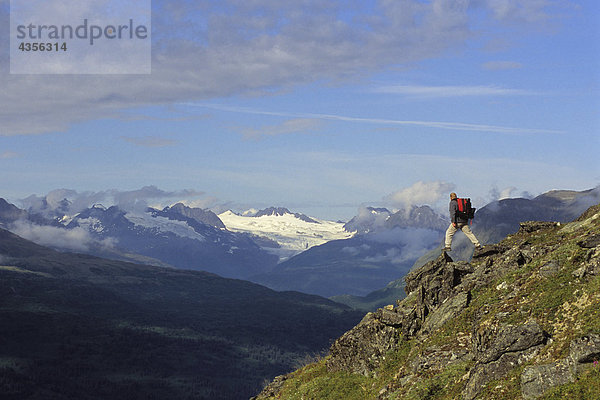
[0,228,363,400]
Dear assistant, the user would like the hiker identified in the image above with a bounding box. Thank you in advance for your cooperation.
[443,192,481,251]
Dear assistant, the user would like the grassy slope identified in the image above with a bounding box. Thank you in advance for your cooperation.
[256,205,600,399]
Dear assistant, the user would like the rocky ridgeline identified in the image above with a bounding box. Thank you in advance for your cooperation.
[255,205,600,399]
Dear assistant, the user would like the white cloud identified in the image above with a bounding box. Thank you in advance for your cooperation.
[188,103,563,134]
[20,186,206,215]
[384,181,456,210]
[482,0,562,23]
[364,228,442,264]
[0,0,565,136]
[10,220,116,252]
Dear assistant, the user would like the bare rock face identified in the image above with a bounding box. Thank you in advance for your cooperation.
[405,253,473,321]
[326,244,551,383]
[464,321,548,400]
[327,251,473,376]
[326,311,406,376]
[521,334,600,399]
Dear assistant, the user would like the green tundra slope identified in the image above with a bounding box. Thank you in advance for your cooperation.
[254,204,600,400]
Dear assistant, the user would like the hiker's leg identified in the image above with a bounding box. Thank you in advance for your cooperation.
[461,224,481,247]
[445,223,457,248]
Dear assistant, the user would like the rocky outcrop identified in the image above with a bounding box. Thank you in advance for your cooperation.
[254,204,600,400]
[521,334,600,399]
[326,310,407,376]
[325,209,599,399]
[464,320,548,400]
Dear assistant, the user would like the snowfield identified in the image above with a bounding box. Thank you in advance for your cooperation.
[125,213,207,242]
[218,210,354,261]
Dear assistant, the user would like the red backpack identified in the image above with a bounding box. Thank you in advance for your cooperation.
[456,198,476,221]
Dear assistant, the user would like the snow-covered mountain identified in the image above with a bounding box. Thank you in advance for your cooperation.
[65,203,279,278]
[0,198,279,279]
[218,207,353,262]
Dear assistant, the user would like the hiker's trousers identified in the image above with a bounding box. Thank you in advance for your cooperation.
[445,223,480,248]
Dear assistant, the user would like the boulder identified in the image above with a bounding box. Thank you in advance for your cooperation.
[464,321,548,400]
[422,291,470,334]
[520,334,600,399]
[326,311,404,376]
[538,260,561,277]
[521,359,573,400]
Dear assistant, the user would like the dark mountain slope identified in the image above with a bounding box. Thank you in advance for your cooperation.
[473,188,599,245]
[252,205,446,298]
[0,229,363,400]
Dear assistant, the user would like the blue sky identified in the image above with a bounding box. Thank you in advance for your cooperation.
[1,0,599,220]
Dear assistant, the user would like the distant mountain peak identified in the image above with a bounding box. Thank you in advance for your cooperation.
[367,206,391,214]
[344,205,447,234]
[255,207,293,217]
[157,202,225,229]
[254,207,319,224]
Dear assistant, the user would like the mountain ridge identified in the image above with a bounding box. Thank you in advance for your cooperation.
[0,199,280,279]
[253,203,600,399]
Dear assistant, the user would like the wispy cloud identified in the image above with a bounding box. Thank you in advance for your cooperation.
[121,136,177,148]
[482,61,523,71]
[0,151,19,159]
[373,84,534,98]
[21,186,206,215]
[238,118,322,139]
[10,219,117,253]
[185,103,564,135]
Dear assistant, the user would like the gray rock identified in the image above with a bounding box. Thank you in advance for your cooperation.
[405,253,473,321]
[464,321,548,400]
[518,221,559,233]
[521,359,573,400]
[422,291,470,334]
[569,334,600,365]
[577,234,600,248]
[375,308,404,327]
[539,260,560,277]
[478,321,547,364]
[468,351,538,400]
[520,334,600,399]
[326,311,404,376]
[471,243,508,259]
[409,345,469,375]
